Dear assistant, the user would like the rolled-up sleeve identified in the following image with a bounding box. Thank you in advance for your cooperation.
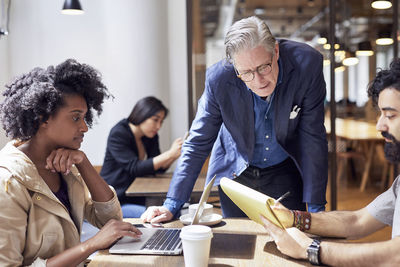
[85,186,122,228]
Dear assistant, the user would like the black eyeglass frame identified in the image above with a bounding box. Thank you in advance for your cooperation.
[233,55,274,82]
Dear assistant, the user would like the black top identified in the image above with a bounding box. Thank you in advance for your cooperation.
[101,119,166,203]
[54,177,71,215]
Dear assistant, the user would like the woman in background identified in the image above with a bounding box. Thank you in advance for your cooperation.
[101,96,182,218]
[0,59,141,267]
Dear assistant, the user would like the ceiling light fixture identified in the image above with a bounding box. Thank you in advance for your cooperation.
[342,51,359,66]
[335,63,345,73]
[376,30,393,45]
[308,0,316,7]
[323,43,340,50]
[356,41,374,56]
[323,59,331,66]
[371,0,392,9]
[254,7,265,15]
[317,31,328,45]
[61,0,84,15]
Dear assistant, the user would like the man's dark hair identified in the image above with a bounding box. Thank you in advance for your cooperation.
[0,59,110,141]
[368,58,400,105]
[128,96,168,125]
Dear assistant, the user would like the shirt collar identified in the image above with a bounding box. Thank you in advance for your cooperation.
[277,56,283,86]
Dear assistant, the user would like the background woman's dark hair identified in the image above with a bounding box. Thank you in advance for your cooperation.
[368,58,400,106]
[0,59,111,141]
[128,96,168,125]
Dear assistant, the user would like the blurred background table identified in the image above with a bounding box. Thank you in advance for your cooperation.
[125,173,218,206]
[325,117,386,191]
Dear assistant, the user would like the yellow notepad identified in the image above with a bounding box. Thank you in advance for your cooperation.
[220,177,287,229]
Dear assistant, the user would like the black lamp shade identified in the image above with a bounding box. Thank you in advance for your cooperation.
[378,29,392,39]
[358,41,373,51]
[62,0,84,14]
[356,41,374,56]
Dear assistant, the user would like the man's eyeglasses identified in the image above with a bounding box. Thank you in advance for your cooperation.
[234,62,273,82]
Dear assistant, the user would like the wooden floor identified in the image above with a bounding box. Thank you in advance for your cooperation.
[326,175,392,242]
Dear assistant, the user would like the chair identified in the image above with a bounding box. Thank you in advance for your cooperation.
[330,138,365,182]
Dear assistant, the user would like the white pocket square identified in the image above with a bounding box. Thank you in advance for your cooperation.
[290,105,301,119]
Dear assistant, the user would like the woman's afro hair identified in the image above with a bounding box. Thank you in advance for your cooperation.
[368,58,400,106]
[0,59,111,141]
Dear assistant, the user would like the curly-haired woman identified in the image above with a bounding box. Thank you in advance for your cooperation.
[0,59,141,266]
[101,96,183,218]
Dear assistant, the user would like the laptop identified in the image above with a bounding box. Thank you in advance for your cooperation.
[108,175,216,255]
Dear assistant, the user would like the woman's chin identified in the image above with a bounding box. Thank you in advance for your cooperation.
[144,132,157,139]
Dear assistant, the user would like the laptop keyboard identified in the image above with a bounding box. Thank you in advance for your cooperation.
[141,229,181,251]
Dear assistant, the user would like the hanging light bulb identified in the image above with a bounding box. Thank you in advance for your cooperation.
[376,30,393,45]
[371,0,392,9]
[335,64,345,72]
[323,59,331,66]
[61,0,84,15]
[342,51,359,66]
[356,41,374,56]
[317,31,328,45]
[323,43,340,50]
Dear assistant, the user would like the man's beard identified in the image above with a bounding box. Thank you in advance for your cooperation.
[382,131,400,163]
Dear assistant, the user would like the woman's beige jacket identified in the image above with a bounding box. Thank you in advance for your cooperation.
[0,141,122,266]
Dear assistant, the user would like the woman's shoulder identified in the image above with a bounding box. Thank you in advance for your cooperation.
[108,119,132,138]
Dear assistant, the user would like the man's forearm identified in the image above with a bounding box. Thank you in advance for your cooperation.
[307,208,386,239]
[320,237,400,267]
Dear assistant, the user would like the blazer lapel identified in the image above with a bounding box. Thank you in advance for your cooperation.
[274,52,295,144]
[231,79,255,157]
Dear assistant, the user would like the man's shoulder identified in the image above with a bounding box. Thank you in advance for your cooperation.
[109,119,130,137]
[206,60,236,85]
[279,39,322,65]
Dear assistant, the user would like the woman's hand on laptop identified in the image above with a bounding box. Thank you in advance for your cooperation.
[141,206,173,224]
[85,219,142,251]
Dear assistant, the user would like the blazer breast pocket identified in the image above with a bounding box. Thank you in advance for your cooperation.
[287,116,300,136]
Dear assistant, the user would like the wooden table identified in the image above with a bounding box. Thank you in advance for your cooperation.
[88,218,315,267]
[325,117,384,191]
[125,173,218,206]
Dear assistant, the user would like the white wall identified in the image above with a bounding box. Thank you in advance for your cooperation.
[0,0,188,166]
[0,27,9,148]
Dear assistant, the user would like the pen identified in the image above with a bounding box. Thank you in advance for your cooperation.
[183,131,189,140]
[275,191,290,204]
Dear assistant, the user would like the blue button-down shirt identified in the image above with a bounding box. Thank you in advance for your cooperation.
[250,92,288,167]
[250,59,288,168]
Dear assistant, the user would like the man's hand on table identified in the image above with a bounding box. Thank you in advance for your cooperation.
[260,215,312,260]
[141,206,173,224]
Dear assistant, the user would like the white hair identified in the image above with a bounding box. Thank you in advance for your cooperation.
[224,16,276,61]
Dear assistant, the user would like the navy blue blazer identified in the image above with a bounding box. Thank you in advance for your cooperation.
[166,39,328,209]
[101,119,165,202]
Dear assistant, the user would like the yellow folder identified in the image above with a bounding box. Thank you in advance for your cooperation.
[220,177,287,229]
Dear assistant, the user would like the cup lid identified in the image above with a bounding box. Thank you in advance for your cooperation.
[180,225,213,240]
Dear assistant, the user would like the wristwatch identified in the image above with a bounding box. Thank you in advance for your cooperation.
[307,239,321,265]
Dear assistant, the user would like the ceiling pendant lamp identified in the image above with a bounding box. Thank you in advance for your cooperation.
[323,59,331,66]
[356,41,374,56]
[61,0,84,15]
[317,31,328,45]
[342,51,359,66]
[371,0,392,9]
[376,30,393,45]
[335,62,345,73]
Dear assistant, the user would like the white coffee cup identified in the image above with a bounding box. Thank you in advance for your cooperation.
[188,203,213,218]
[180,225,213,267]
